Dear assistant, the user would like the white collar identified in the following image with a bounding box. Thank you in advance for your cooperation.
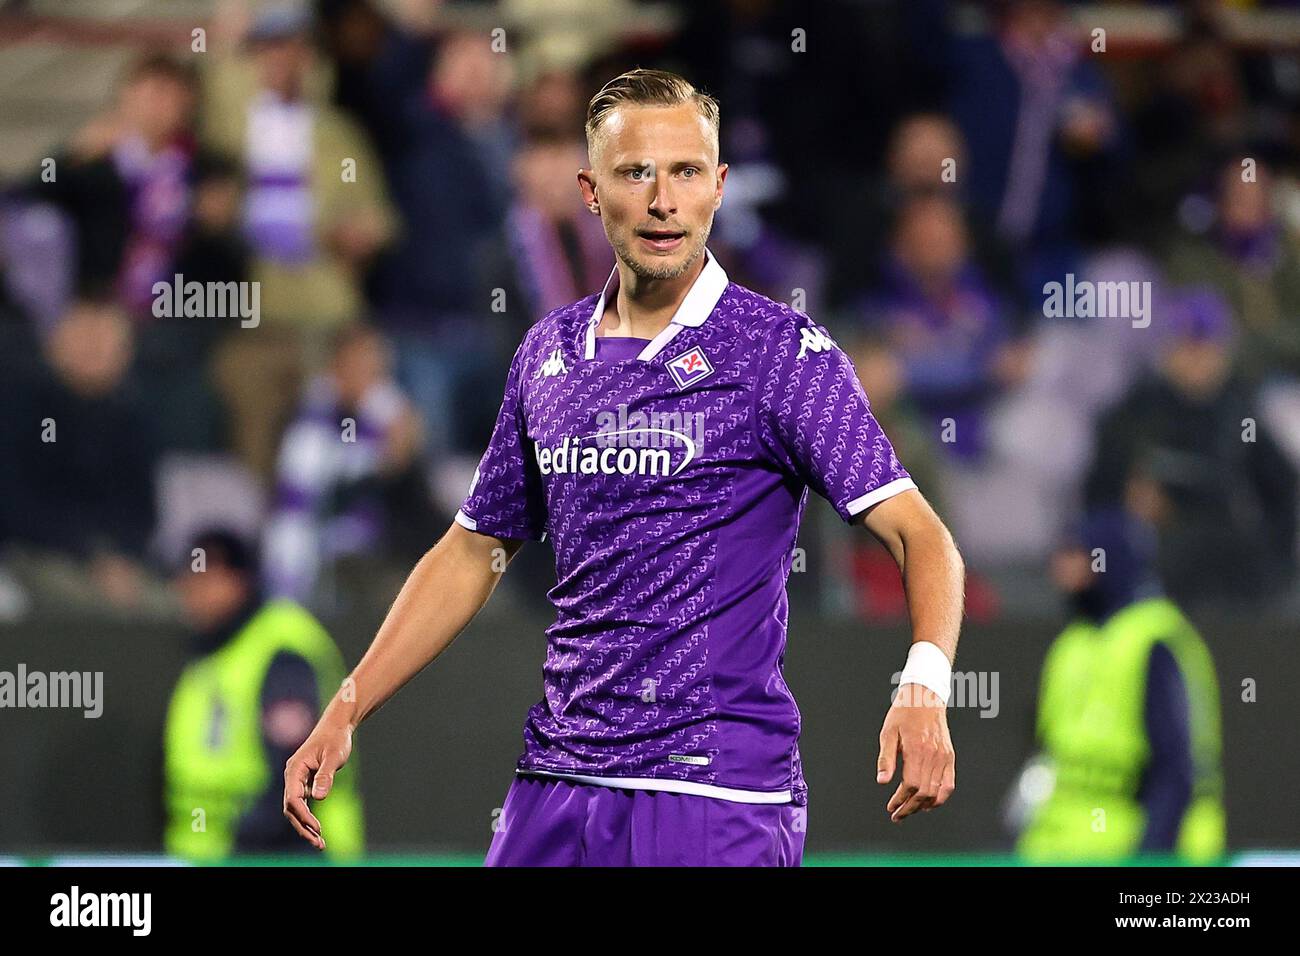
[583,248,729,361]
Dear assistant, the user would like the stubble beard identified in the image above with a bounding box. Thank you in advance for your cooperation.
[609,218,713,281]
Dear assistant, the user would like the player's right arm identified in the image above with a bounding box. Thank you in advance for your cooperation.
[282,521,522,850]
[285,329,546,849]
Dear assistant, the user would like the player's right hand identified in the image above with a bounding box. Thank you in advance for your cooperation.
[283,718,354,851]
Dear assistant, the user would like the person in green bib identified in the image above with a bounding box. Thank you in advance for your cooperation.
[1017,509,1225,863]
[164,529,363,860]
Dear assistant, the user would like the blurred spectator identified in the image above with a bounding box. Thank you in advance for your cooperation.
[517,68,586,139]
[165,528,363,859]
[860,195,1030,461]
[363,28,518,460]
[202,1,397,478]
[427,30,518,205]
[171,153,252,293]
[507,132,612,318]
[1165,156,1300,383]
[263,324,434,606]
[1085,288,1298,609]
[0,299,164,614]
[887,113,968,198]
[1017,508,1225,863]
[318,0,420,161]
[202,2,395,314]
[135,153,251,455]
[943,0,1121,295]
[1126,13,1251,240]
[8,53,200,317]
[849,113,1018,306]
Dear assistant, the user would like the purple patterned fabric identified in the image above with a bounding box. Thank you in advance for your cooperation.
[459,251,914,805]
[112,135,192,313]
[485,775,806,866]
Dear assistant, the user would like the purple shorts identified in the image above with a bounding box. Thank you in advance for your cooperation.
[484,774,806,867]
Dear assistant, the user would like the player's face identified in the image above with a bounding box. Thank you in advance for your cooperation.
[580,103,726,280]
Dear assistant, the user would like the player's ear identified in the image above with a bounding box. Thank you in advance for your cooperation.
[714,162,728,210]
[577,168,600,215]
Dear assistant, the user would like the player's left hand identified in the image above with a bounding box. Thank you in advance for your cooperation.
[875,684,955,823]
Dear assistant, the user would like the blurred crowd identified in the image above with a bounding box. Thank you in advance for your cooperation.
[1,0,1299,626]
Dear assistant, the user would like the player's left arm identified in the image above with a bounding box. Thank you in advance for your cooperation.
[858,487,965,822]
[754,311,964,821]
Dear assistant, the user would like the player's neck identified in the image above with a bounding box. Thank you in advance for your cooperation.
[600,255,705,339]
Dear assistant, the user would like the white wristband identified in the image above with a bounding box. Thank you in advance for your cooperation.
[897,641,952,705]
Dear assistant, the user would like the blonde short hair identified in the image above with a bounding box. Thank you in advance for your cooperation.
[585,68,720,156]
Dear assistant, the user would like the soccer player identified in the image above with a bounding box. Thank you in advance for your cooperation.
[283,69,966,866]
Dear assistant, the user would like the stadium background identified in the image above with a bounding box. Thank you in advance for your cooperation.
[1,0,1299,863]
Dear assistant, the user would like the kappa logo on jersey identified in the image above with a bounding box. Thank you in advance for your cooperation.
[665,345,714,388]
[797,325,838,359]
[538,348,569,378]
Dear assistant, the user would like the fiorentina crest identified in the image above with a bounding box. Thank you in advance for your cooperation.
[665,345,714,388]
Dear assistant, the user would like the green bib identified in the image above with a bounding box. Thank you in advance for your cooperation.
[1019,597,1224,862]
[164,600,364,860]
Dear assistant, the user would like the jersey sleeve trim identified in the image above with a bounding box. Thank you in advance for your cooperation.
[845,476,918,519]
[455,508,547,543]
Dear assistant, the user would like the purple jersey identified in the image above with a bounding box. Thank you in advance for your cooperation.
[458,250,914,804]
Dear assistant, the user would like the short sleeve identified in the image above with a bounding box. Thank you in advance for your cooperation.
[456,343,548,540]
[755,313,915,522]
